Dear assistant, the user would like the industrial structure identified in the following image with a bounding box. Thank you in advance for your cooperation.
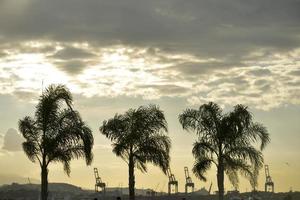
[166,167,178,195]
[94,168,106,193]
[184,167,194,194]
[264,165,274,193]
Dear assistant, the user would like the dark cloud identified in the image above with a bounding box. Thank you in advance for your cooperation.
[2,128,24,152]
[288,70,300,76]
[169,60,245,76]
[287,81,300,87]
[54,60,93,75]
[0,0,299,57]
[207,76,249,88]
[50,46,96,60]
[247,68,272,76]
[259,84,271,92]
[0,0,299,110]
[46,46,98,74]
[244,92,261,98]
[254,79,269,86]
[0,51,8,58]
[139,84,188,95]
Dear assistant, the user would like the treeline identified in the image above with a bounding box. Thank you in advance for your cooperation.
[19,84,270,200]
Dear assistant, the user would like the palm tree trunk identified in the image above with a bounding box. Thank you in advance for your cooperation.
[217,164,225,200]
[41,165,48,200]
[128,154,135,200]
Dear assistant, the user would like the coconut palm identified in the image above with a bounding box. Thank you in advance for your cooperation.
[19,84,93,200]
[179,102,269,200]
[99,104,171,200]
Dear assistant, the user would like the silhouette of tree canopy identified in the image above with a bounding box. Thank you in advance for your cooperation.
[19,84,93,200]
[179,102,269,200]
[100,104,171,200]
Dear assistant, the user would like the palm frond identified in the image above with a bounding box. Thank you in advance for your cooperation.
[178,109,200,132]
[112,142,129,161]
[223,156,253,185]
[135,159,147,173]
[22,141,40,163]
[35,84,73,135]
[248,123,270,150]
[100,114,127,141]
[225,169,239,189]
[19,116,40,141]
[227,146,264,168]
[100,104,171,175]
[249,164,259,190]
[179,102,222,139]
[192,139,217,158]
[135,134,171,174]
[63,160,71,176]
[192,156,213,182]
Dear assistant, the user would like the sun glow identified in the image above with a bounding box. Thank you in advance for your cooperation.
[0,53,70,94]
[1,42,299,110]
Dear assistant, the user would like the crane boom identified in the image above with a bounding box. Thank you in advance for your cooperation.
[184,167,194,194]
[264,165,274,193]
[94,168,106,193]
[167,167,178,195]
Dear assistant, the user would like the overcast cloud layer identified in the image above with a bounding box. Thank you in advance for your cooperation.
[0,0,300,110]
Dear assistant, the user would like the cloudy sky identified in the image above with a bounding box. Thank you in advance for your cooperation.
[0,0,299,193]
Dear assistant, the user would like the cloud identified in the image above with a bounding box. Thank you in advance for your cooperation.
[54,60,94,75]
[50,46,96,60]
[137,84,189,98]
[0,51,8,58]
[0,44,300,110]
[0,133,3,147]
[13,90,36,102]
[2,128,24,152]
[288,70,300,76]
[0,0,299,55]
[247,68,272,76]
[0,1,299,110]
[168,61,242,76]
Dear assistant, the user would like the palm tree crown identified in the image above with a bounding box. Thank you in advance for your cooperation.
[100,104,171,200]
[179,102,269,200]
[19,84,93,200]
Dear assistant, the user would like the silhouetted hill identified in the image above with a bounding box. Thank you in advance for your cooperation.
[0,174,39,185]
[1,183,299,200]
[0,182,85,194]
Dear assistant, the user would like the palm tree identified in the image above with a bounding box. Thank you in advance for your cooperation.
[99,104,171,200]
[179,102,269,200]
[19,84,93,200]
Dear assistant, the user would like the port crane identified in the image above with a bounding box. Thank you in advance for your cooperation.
[166,167,178,195]
[265,165,274,193]
[184,167,194,194]
[94,168,106,193]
